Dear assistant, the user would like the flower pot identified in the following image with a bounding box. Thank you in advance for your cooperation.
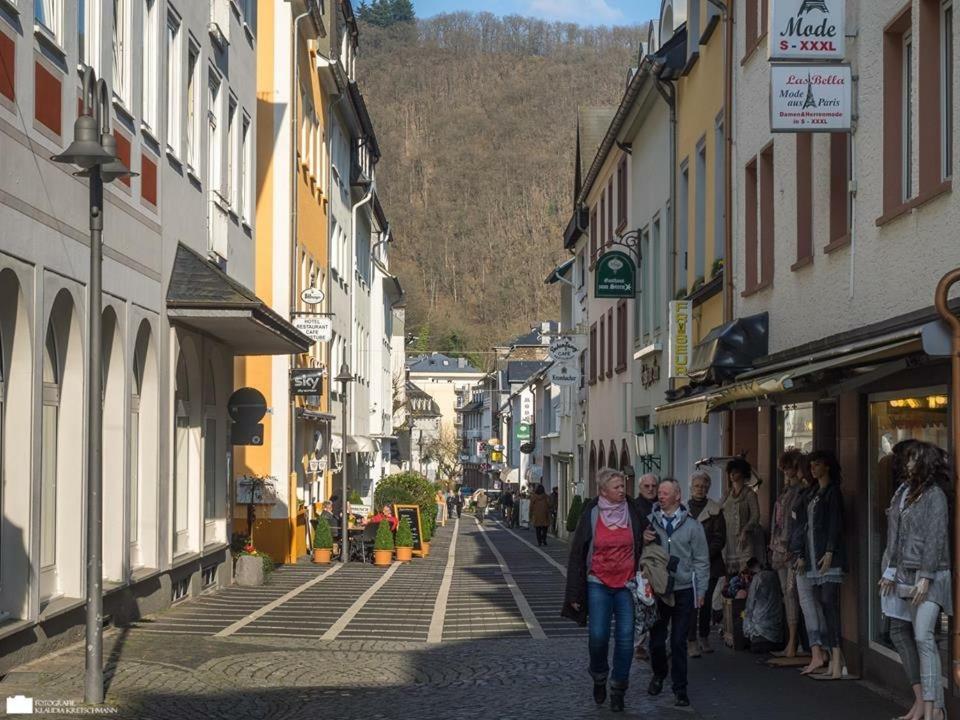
[373,549,393,567]
[421,541,430,557]
[312,548,332,564]
[395,546,413,562]
[235,554,265,586]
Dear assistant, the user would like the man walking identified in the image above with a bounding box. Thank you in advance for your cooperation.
[635,473,659,519]
[475,490,489,524]
[686,472,726,657]
[647,478,710,708]
[500,488,514,525]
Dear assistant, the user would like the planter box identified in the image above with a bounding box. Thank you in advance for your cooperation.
[235,554,265,587]
[312,548,332,564]
[395,546,413,562]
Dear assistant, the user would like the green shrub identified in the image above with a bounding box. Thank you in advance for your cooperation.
[374,471,436,539]
[421,509,434,543]
[711,257,725,278]
[395,517,413,548]
[313,517,333,550]
[566,495,584,532]
[374,520,394,551]
[348,490,363,504]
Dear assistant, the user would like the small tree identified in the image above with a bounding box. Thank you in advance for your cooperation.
[374,520,395,551]
[421,508,434,543]
[566,495,584,532]
[395,517,413,548]
[313,517,333,550]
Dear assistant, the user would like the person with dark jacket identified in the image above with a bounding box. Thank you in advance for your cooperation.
[635,472,659,520]
[561,468,654,713]
[530,484,551,546]
[686,471,726,657]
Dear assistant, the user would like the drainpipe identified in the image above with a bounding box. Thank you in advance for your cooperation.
[933,268,960,689]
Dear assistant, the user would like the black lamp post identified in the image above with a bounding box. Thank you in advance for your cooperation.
[50,67,135,705]
[335,363,353,563]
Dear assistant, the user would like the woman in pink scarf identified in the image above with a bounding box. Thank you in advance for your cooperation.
[562,468,656,713]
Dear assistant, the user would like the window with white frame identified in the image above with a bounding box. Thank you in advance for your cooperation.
[112,0,131,105]
[142,0,159,131]
[902,31,914,201]
[79,0,101,71]
[942,0,953,180]
[186,39,200,170]
[165,10,182,155]
[207,68,222,194]
[35,0,63,44]
[240,112,251,224]
[227,96,237,208]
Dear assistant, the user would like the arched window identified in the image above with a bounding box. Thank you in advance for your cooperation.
[41,321,60,579]
[173,351,190,555]
[620,441,632,496]
[598,440,605,470]
[608,442,618,471]
[588,441,597,497]
[131,325,147,548]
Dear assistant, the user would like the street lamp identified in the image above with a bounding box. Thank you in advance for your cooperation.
[334,363,353,563]
[50,67,134,706]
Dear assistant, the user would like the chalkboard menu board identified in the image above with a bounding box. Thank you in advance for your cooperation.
[393,504,423,552]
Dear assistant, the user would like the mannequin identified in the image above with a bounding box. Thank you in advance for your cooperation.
[770,450,804,658]
[880,441,951,720]
[721,458,761,573]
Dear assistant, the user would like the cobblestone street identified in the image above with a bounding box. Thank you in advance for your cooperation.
[0,517,909,719]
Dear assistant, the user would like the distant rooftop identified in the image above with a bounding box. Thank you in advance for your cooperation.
[498,321,559,349]
[506,360,551,385]
[406,352,482,374]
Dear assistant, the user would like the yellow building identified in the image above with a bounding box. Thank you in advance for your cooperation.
[235,1,333,563]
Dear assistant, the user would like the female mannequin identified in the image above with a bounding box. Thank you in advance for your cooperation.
[721,458,761,573]
[791,456,828,676]
[880,441,951,720]
[770,449,804,658]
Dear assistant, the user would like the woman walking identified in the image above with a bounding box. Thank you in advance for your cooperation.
[530,484,551,546]
[561,468,653,713]
[880,440,951,720]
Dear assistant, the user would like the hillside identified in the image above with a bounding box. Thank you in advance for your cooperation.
[358,13,644,357]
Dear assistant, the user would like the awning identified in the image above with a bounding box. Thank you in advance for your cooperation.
[347,435,374,453]
[687,313,769,385]
[655,395,714,426]
[166,243,312,356]
[296,408,335,422]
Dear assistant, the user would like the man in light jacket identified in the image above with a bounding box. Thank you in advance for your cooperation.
[646,478,710,708]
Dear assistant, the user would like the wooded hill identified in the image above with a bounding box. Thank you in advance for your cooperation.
[358,13,643,360]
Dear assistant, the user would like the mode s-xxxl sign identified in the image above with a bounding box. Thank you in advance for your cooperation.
[770,64,851,132]
[769,0,845,60]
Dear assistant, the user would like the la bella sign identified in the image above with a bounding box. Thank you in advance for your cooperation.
[769,0,845,61]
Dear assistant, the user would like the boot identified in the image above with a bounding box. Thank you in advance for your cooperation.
[688,639,702,658]
[592,679,607,705]
[609,682,627,713]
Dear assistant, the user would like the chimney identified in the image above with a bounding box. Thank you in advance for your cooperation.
[458,357,467,368]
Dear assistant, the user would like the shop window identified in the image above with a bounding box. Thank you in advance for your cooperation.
[41,322,59,589]
[174,351,190,555]
[867,390,950,670]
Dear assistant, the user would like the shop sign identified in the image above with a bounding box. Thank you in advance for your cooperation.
[549,362,579,386]
[594,251,636,298]
[668,301,693,379]
[548,335,579,362]
[770,64,852,132]
[292,314,333,343]
[521,393,534,424]
[640,356,661,389]
[300,286,325,305]
[769,0,845,60]
[516,423,532,441]
[290,367,325,396]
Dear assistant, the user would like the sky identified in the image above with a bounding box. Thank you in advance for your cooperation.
[412,0,661,26]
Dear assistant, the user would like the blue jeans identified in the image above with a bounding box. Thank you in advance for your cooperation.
[650,588,695,694]
[587,582,635,687]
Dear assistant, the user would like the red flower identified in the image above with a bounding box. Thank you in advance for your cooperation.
[243,543,256,553]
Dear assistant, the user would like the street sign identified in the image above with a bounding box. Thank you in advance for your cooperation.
[668,301,693,379]
[594,251,636,298]
[770,63,852,132]
[300,286,325,305]
[549,362,579,386]
[548,335,579,362]
[769,0,845,61]
[290,367,325,396]
[292,314,333,343]
[231,422,264,446]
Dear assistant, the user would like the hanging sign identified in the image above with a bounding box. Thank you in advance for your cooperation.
[668,301,693,379]
[290,367,325,396]
[769,0,845,61]
[516,423,532,441]
[770,64,852,132]
[300,286,325,305]
[549,362,579,386]
[594,251,636,298]
[548,336,580,362]
[292,314,334,343]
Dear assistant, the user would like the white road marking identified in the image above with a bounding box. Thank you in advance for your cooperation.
[474,519,546,640]
[320,562,401,640]
[214,563,343,638]
[427,518,460,643]
[494,521,567,577]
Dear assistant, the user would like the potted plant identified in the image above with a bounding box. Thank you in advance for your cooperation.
[235,540,273,586]
[312,517,333,564]
[373,520,394,566]
[395,517,414,562]
[420,512,433,557]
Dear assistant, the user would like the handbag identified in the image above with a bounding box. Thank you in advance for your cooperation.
[628,570,660,638]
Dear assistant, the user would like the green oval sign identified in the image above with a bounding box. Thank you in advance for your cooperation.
[594,251,636,298]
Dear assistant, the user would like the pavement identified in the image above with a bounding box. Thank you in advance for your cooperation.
[0,514,910,719]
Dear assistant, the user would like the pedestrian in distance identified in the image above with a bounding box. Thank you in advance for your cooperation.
[510,491,521,528]
[646,478,710,708]
[549,487,559,536]
[686,471,726,658]
[475,490,489,524]
[454,492,463,519]
[530,484,551,546]
[500,488,514,525]
[561,468,656,713]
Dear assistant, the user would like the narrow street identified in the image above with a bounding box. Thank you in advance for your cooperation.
[1,516,907,719]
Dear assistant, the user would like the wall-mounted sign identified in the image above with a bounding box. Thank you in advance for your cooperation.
[668,301,693,379]
[516,423,532,442]
[640,356,661,389]
[290,367,325,396]
[769,0,845,61]
[300,286,325,305]
[548,336,579,362]
[770,64,852,132]
[292,314,334,343]
[520,392,534,424]
[549,362,579,386]
[228,387,267,446]
[594,251,636,298]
